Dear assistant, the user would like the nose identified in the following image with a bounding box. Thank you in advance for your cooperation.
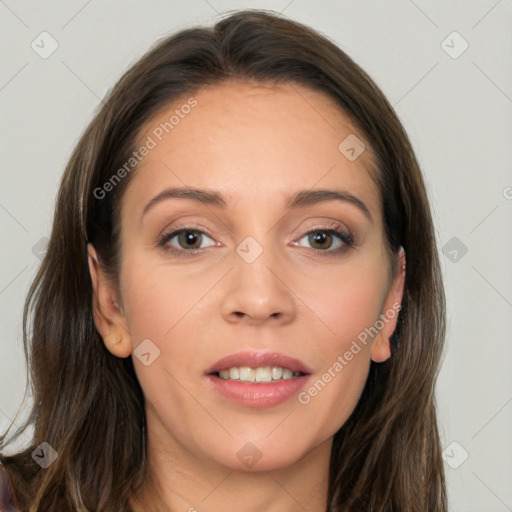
[220,245,296,326]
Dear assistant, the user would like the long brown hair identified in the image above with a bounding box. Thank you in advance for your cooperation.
[0,9,447,511]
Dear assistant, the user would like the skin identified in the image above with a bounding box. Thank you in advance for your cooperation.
[88,80,405,512]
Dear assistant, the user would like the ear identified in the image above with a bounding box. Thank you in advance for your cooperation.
[87,243,132,358]
[370,246,406,363]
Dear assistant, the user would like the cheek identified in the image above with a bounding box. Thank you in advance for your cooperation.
[296,352,370,441]
[120,263,207,425]
[120,256,214,343]
[292,260,385,414]
[119,257,223,399]
[302,260,387,350]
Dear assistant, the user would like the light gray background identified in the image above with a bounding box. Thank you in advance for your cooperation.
[1,1,511,510]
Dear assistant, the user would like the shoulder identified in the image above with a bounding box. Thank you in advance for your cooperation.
[0,464,22,512]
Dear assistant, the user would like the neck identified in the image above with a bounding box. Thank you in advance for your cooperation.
[130,413,331,512]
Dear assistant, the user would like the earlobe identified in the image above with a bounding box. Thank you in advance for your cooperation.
[87,243,132,358]
[370,337,391,363]
[370,246,406,363]
[102,330,133,358]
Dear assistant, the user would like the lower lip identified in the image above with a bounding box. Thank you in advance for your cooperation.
[205,374,310,408]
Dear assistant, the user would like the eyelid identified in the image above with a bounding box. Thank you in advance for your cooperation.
[158,219,355,257]
[159,219,352,242]
[159,226,217,253]
[293,221,355,250]
[295,218,353,238]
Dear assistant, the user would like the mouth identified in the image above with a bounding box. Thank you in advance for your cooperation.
[204,351,312,408]
[209,366,306,382]
[206,350,312,380]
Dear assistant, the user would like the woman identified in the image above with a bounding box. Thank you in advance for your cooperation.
[0,9,447,511]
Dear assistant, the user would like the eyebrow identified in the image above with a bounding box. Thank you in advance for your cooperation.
[141,187,372,221]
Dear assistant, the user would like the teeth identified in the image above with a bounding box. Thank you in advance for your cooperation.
[282,369,293,380]
[272,366,283,379]
[239,367,256,381]
[255,367,272,382]
[216,366,301,382]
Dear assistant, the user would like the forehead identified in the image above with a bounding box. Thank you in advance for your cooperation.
[122,80,381,222]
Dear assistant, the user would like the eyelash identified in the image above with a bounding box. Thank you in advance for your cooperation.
[157,222,355,258]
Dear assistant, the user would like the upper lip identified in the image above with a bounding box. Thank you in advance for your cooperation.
[206,351,313,375]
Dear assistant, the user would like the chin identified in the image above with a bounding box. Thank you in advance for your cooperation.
[202,439,313,473]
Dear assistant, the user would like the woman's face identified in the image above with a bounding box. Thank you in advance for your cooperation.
[93,80,404,472]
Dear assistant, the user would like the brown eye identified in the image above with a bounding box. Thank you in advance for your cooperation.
[177,230,203,249]
[308,231,334,249]
[296,228,353,253]
[159,228,216,253]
